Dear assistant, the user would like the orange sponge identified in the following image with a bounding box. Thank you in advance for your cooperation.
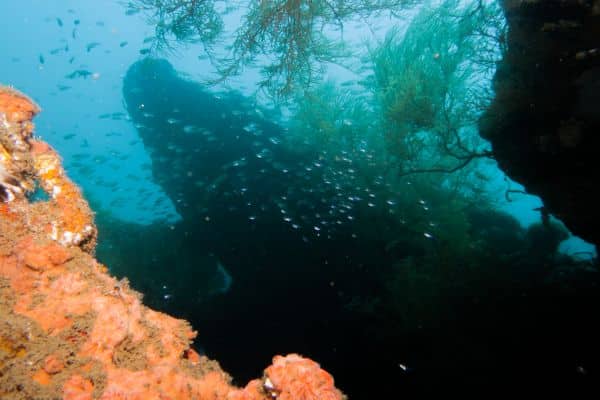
[264,354,346,400]
[0,84,345,400]
[0,85,40,123]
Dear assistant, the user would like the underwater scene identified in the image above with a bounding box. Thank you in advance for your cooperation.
[1,0,599,398]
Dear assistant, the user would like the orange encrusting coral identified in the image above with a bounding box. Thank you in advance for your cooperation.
[30,139,97,251]
[0,85,40,124]
[0,85,96,251]
[264,354,345,400]
[0,85,346,399]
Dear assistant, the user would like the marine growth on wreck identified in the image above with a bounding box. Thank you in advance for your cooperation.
[0,85,345,399]
[1,0,599,398]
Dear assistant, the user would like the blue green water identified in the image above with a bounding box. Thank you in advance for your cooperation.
[1,0,598,397]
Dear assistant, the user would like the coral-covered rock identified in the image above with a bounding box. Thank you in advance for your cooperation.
[62,375,94,400]
[43,354,65,374]
[0,84,345,400]
[228,379,266,400]
[264,354,346,400]
[31,139,97,250]
[0,85,40,123]
[0,85,96,250]
[16,235,73,271]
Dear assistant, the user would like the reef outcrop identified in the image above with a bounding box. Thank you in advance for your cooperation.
[0,86,96,251]
[480,0,600,246]
[0,85,344,400]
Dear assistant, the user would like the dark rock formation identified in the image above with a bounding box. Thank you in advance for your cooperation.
[480,0,600,247]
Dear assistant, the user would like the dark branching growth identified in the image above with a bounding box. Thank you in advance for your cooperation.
[223,1,343,97]
[126,0,225,52]
[222,0,411,97]
[127,0,412,96]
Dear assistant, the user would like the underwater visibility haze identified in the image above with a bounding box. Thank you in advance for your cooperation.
[1,0,599,398]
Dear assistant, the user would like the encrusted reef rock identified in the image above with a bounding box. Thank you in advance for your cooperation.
[0,85,345,400]
[0,86,96,251]
[480,0,600,246]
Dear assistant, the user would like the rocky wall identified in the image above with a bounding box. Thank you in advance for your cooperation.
[480,0,600,246]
